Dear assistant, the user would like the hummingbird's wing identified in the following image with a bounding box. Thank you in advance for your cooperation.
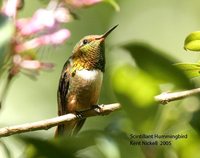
[56,57,86,136]
[57,58,71,116]
[56,58,72,136]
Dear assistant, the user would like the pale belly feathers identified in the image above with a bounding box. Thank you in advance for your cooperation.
[67,69,103,112]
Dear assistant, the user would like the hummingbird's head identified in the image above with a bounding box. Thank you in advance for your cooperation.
[73,24,118,55]
[73,34,105,55]
[72,25,118,71]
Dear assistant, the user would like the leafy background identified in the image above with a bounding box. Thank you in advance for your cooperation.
[1,0,200,157]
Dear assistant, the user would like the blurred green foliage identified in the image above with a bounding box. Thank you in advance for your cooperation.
[1,0,200,158]
[184,31,200,51]
[122,43,193,89]
[112,64,159,132]
[175,62,200,78]
[177,30,200,78]
[103,0,120,11]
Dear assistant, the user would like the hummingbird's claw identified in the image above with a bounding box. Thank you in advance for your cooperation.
[75,104,105,119]
[92,104,104,115]
[75,111,84,120]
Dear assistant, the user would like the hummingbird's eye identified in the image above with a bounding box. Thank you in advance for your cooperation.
[82,39,88,45]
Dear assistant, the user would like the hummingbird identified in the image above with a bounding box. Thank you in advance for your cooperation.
[55,25,118,136]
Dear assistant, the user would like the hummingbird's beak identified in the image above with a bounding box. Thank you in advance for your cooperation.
[96,24,118,40]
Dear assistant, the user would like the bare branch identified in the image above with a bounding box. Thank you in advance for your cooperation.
[155,88,200,104]
[0,103,121,137]
[1,87,200,137]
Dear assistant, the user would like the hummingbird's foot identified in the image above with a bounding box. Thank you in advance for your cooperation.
[75,111,84,120]
[91,104,104,115]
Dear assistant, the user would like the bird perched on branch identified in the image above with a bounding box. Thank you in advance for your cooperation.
[55,25,118,136]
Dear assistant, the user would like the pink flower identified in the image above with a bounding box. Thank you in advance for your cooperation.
[16,8,71,36]
[66,0,102,7]
[15,29,71,52]
[13,55,54,71]
[20,60,54,70]
[1,0,18,17]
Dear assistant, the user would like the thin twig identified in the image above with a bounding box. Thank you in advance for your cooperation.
[155,88,200,104]
[1,87,200,137]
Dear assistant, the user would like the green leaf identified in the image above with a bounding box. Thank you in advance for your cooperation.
[20,131,142,158]
[175,63,200,78]
[112,64,160,131]
[20,134,96,158]
[0,13,14,69]
[122,42,192,89]
[21,137,79,158]
[184,31,200,51]
[104,0,120,11]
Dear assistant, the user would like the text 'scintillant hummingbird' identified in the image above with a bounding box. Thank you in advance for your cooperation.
[55,25,118,136]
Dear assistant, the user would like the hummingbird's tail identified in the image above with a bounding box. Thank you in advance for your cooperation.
[55,119,86,137]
